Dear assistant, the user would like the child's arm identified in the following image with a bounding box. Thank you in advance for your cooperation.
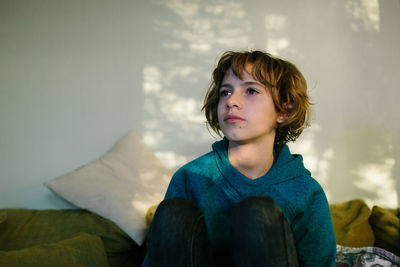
[291,184,337,267]
[164,169,189,200]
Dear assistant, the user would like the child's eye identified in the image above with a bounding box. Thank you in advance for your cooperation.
[247,88,258,95]
[219,90,231,97]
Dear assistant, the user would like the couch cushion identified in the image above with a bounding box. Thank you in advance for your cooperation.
[329,199,375,247]
[0,233,109,267]
[369,206,400,256]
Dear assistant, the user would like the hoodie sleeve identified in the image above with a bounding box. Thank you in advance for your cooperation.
[290,181,337,267]
[164,168,189,200]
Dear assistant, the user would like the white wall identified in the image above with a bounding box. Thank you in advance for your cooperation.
[1,0,399,209]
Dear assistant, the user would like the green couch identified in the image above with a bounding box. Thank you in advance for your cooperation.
[0,209,144,266]
[0,199,399,266]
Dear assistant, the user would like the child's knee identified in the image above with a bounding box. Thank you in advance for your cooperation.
[234,196,281,216]
[153,198,202,225]
[232,196,288,233]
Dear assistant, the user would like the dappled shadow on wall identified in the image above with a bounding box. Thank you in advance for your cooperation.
[139,0,299,170]
[291,124,398,209]
[139,0,258,170]
[138,0,398,208]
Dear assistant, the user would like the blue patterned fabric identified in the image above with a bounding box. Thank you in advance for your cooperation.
[336,245,400,267]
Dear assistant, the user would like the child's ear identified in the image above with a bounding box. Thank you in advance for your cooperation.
[277,103,293,123]
[277,113,288,124]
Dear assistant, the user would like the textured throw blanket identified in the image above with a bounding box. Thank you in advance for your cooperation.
[336,245,400,267]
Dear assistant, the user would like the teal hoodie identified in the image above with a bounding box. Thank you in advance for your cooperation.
[144,139,336,266]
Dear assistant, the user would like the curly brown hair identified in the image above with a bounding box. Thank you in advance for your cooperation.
[202,50,311,147]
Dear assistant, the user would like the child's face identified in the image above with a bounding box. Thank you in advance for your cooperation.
[217,67,285,145]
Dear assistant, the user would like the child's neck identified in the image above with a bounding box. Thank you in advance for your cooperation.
[227,138,275,180]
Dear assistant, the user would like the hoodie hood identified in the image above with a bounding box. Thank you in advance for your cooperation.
[212,138,311,198]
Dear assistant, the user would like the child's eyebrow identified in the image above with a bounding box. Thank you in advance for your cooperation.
[220,81,263,89]
[220,83,233,89]
[242,81,263,87]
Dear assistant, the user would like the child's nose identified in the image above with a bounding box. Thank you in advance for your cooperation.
[226,92,241,109]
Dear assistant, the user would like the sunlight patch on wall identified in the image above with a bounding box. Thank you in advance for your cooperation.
[155,151,188,170]
[161,92,204,124]
[164,66,198,86]
[157,0,251,53]
[142,121,165,147]
[143,66,162,94]
[264,14,290,55]
[141,0,260,170]
[352,158,397,209]
[289,124,334,200]
[163,0,199,17]
[318,148,335,186]
[142,64,210,169]
[289,124,321,173]
[162,42,183,50]
[142,65,204,122]
[345,0,380,32]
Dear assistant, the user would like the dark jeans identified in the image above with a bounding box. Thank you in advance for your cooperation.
[145,196,298,267]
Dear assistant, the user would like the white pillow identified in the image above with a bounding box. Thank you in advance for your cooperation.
[44,130,172,245]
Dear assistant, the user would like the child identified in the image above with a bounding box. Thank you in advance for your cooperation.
[143,50,336,266]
